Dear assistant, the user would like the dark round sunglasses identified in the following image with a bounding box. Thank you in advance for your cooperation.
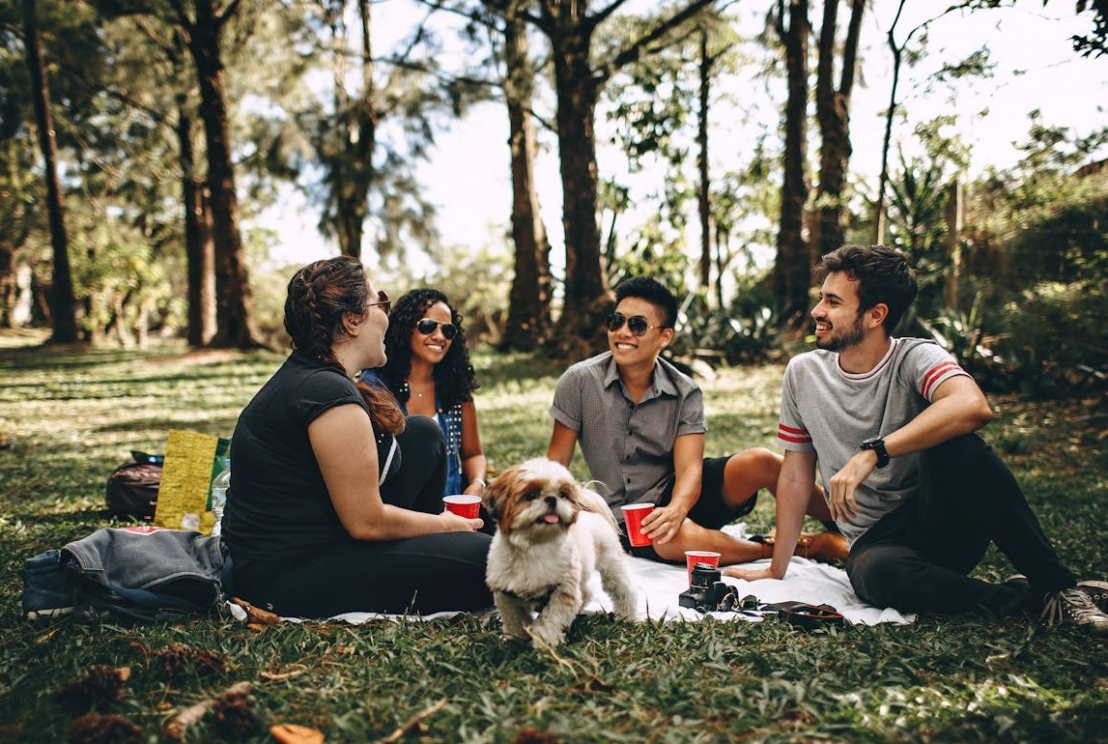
[416,318,458,340]
[367,290,391,316]
[605,312,658,337]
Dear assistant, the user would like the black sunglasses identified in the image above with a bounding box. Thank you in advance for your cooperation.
[416,318,458,340]
[367,290,391,316]
[605,313,658,337]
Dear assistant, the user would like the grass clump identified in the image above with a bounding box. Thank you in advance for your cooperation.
[1,333,1106,742]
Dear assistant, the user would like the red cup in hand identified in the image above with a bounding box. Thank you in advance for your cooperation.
[621,503,654,547]
[443,494,481,519]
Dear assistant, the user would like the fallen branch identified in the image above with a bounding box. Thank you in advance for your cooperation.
[378,698,447,743]
[165,681,253,740]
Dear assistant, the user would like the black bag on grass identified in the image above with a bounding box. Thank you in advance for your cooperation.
[105,451,164,519]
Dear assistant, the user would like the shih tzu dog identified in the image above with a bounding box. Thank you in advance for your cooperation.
[482,457,639,649]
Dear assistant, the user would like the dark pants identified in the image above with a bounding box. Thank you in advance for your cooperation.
[236,416,492,618]
[846,434,1075,617]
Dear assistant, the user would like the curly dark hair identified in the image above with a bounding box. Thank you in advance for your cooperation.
[377,288,479,409]
[284,256,369,369]
[816,245,918,332]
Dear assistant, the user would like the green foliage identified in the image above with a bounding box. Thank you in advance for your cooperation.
[669,270,782,366]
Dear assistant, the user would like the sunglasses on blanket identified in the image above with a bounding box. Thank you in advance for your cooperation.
[416,318,458,340]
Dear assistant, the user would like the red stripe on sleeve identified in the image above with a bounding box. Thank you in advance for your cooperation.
[921,361,963,398]
[777,423,812,445]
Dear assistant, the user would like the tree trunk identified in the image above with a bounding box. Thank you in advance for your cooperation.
[943,178,962,310]
[813,0,864,258]
[772,0,812,329]
[333,0,377,258]
[696,27,712,294]
[23,0,79,344]
[874,0,908,246]
[180,92,216,346]
[189,0,260,349]
[532,0,715,354]
[543,3,610,351]
[500,4,553,351]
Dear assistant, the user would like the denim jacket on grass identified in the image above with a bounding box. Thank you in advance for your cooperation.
[21,526,232,622]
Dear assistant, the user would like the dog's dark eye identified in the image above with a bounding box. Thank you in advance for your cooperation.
[525,490,540,501]
[558,489,570,500]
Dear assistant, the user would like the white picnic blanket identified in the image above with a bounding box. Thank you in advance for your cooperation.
[227,524,915,626]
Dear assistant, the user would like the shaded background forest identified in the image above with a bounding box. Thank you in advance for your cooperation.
[1,0,1106,398]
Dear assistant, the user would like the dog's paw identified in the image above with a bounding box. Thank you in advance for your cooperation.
[530,627,566,649]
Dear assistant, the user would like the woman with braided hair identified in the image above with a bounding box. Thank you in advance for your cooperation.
[359,288,487,498]
[221,257,492,618]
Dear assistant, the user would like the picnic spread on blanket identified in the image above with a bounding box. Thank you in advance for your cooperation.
[226,525,915,628]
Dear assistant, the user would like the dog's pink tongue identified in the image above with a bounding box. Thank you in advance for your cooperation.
[542,513,559,524]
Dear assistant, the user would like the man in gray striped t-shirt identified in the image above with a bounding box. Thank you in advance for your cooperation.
[547,277,846,566]
[724,245,1107,634]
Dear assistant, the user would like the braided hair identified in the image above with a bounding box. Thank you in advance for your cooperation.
[284,257,404,436]
[378,288,479,410]
[284,256,369,370]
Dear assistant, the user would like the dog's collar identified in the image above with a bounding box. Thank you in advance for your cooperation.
[503,586,558,612]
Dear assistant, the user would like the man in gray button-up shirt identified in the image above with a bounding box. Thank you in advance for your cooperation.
[547,277,845,566]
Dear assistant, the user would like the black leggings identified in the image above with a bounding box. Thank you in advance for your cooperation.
[846,434,1075,617]
[235,416,492,617]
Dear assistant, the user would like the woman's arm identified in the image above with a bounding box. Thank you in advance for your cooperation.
[458,400,488,495]
[309,404,479,539]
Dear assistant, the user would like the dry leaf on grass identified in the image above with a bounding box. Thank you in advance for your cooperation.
[270,722,325,744]
[230,597,282,626]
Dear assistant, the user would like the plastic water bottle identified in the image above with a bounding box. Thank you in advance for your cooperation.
[210,458,231,536]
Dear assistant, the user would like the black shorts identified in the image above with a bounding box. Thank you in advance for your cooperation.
[620,455,759,562]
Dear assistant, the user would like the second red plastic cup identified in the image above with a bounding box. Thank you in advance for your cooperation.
[685,550,721,585]
[443,494,482,519]
[621,503,654,547]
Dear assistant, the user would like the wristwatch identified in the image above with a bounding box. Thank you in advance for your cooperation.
[860,437,890,468]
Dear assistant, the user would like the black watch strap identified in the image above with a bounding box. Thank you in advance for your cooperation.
[860,437,890,468]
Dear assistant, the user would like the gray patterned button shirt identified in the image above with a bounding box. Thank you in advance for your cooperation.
[549,351,706,519]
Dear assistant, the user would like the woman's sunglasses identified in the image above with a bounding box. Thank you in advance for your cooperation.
[416,318,458,340]
[605,312,658,337]
[367,290,391,316]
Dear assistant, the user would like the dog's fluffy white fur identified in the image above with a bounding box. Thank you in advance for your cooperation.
[482,457,639,648]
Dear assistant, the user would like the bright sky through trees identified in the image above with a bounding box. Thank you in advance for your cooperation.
[255,0,1108,271]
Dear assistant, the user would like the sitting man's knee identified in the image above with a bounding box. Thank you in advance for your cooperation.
[848,545,911,608]
[731,447,781,481]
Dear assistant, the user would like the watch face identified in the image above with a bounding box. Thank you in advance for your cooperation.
[861,438,889,467]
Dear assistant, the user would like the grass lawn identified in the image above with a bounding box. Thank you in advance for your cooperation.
[1,331,1106,743]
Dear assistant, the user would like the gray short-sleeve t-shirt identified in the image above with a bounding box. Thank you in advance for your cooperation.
[550,352,706,515]
[777,338,968,544]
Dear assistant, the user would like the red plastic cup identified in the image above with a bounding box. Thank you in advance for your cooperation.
[685,550,721,586]
[621,503,654,547]
[443,494,481,519]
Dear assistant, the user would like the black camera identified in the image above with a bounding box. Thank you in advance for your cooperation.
[678,563,739,613]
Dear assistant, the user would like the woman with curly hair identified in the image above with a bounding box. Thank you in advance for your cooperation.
[360,288,487,498]
[222,258,492,618]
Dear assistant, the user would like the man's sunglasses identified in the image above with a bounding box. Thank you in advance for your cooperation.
[367,290,391,316]
[605,313,659,337]
[416,318,458,340]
